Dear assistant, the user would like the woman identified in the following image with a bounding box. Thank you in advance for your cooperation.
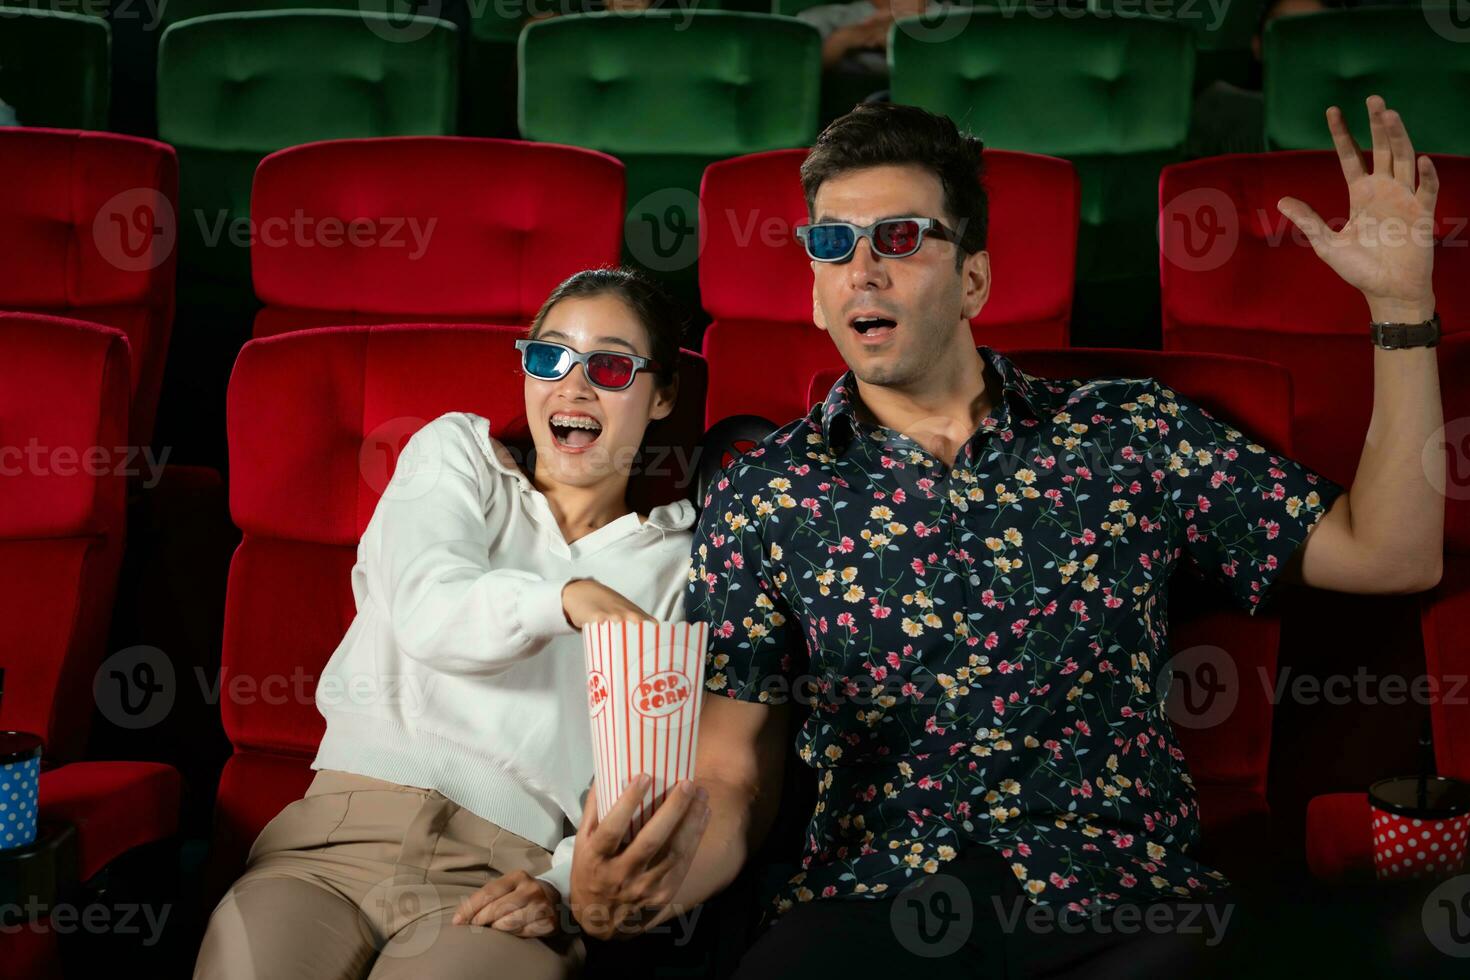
[195,268,697,980]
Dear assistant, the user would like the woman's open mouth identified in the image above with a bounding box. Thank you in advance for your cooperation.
[549,413,604,453]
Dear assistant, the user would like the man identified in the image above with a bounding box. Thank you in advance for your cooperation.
[569,98,1444,975]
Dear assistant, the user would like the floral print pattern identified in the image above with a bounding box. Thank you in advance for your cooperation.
[687,346,1345,923]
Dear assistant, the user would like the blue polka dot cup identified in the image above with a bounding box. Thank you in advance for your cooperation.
[0,732,42,851]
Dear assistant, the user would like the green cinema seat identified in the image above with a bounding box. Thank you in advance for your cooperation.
[518,11,821,312]
[890,9,1194,347]
[1264,6,1470,154]
[157,9,459,313]
[1089,0,1262,91]
[0,7,109,129]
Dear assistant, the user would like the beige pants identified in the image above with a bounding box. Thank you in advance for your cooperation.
[194,769,584,980]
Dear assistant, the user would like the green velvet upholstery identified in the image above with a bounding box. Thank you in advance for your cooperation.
[1264,6,1470,154]
[0,7,110,129]
[1089,0,1261,90]
[156,9,459,310]
[890,9,1194,345]
[519,11,821,307]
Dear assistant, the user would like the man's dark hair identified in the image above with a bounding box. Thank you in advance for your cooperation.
[800,103,987,266]
[529,266,683,388]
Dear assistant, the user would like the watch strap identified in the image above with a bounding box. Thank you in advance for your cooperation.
[1371,312,1441,349]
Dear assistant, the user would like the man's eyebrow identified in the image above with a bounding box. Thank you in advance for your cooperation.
[537,329,640,354]
[811,213,921,225]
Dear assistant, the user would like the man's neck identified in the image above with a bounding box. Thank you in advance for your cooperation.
[851,343,998,465]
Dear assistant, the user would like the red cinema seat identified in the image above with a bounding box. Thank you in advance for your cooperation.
[1306,335,1470,881]
[0,129,179,447]
[209,323,707,899]
[0,313,179,977]
[809,348,1298,881]
[700,148,1079,429]
[1160,150,1470,488]
[250,137,626,338]
[0,312,131,761]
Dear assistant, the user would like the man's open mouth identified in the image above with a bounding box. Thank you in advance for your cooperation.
[850,313,899,340]
[549,413,603,450]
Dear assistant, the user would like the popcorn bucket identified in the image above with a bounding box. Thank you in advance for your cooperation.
[1368,775,1470,881]
[584,620,706,838]
[0,732,42,851]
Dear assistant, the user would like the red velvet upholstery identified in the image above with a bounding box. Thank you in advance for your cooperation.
[1305,792,1375,882]
[38,761,181,881]
[250,137,626,338]
[0,128,179,447]
[809,348,1296,876]
[1160,150,1470,487]
[700,148,1079,428]
[210,323,707,895]
[0,313,130,762]
[1304,337,1470,880]
[0,315,178,978]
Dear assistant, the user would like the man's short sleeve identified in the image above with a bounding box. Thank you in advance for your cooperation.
[686,471,804,703]
[1152,380,1347,616]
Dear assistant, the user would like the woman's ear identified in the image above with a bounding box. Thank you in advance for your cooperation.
[650,376,678,422]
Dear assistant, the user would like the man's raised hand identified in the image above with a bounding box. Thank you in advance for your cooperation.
[1276,94,1439,324]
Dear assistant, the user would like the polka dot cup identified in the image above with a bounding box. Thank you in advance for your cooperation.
[1368,776,1470,882]
[0,731,42,852]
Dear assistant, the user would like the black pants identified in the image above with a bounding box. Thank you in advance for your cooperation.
[729,848,1246,980]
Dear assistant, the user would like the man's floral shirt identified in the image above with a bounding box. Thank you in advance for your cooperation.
[686,346,1345,922]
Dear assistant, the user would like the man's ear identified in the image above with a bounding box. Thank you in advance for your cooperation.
[812,269,830,332]
[650,376,678,422]
[960,250,992,322]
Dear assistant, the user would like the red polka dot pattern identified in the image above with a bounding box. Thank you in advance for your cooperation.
[1371,808,1470,880]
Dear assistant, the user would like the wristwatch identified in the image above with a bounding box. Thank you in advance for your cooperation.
[1370,311,1441,349]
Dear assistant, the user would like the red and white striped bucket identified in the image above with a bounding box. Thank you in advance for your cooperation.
[584,620,707,837]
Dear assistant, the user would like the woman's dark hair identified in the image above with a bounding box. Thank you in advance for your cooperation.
[800,103,987,265]
[528,266,683,388]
